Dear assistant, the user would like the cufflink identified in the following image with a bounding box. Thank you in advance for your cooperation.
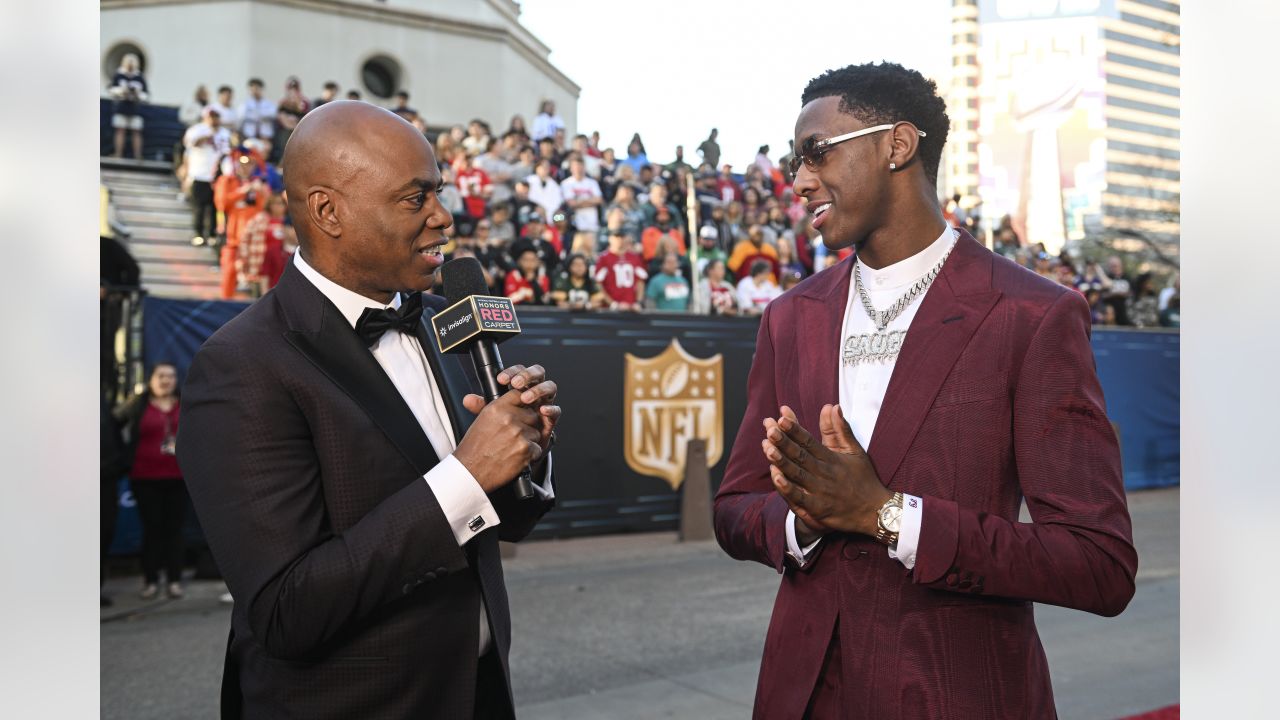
[468,516,485,532]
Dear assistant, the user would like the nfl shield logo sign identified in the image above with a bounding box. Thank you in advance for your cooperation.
[623,339,724,489]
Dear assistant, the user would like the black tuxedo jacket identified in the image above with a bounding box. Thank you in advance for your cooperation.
[177,261,553,719]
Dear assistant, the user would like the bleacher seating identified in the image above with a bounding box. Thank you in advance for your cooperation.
[101,160,233,300]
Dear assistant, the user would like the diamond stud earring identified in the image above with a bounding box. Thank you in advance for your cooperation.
[889,162,897,170]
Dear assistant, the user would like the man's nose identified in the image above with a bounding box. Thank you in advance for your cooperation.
[792,163,819,198]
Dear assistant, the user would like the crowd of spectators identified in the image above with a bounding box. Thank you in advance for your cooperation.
[117,71,1178,321]
[991,222,1180,328]
[429,117,832,317]
[170,77,308,298]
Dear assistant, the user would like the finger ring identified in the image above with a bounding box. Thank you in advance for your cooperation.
[549,430,558,447]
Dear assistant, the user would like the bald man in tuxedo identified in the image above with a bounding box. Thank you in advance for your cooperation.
[179,101,559,719]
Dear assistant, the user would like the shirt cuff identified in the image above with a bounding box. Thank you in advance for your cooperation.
[888,493,923,569]
[424,454,501,546]
[531,454,555,500]
[785,509,823,567]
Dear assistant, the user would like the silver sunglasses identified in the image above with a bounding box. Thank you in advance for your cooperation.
[789,123,926,175]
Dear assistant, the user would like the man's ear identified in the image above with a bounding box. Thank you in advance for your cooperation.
[306,187,341,239]
[888,122,922,171]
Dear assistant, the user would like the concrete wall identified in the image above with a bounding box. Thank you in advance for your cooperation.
[101,0,577,133]
[101,2,256,104]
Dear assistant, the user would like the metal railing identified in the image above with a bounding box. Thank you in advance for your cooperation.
[101,285,148,406]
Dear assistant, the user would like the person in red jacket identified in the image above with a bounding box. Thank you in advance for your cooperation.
[714,61,1136,719]
[214,152,267,298]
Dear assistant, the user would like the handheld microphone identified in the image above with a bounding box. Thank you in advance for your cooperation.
[433,257,537,500]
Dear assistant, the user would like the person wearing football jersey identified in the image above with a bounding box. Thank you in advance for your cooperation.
[550,253,605,310]
[593,231,648,311]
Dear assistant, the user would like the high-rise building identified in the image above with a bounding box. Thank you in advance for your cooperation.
[1099,1,1180,260]
[946,0,982,206]
[947,0,1179,259]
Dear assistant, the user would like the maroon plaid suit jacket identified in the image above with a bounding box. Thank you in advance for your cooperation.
[714,232,1137,719]
[178,262,553,719]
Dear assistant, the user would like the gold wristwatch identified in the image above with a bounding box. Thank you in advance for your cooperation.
[874,492,904,546]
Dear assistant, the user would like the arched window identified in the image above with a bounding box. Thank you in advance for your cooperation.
[361,54,402,100]
[103,41,147,83]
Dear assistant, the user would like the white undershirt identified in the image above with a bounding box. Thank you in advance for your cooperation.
[786,227,957,570]
[294,252,553,654]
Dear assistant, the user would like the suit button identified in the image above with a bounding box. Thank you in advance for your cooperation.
[402,583,413,595]
[945,573,959,587]
[423,572,437,582]
[842,544,868,560]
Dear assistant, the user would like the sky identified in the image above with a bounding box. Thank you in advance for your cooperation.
[518,0,953,169]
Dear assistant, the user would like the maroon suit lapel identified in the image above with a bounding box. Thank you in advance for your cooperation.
[794,255,855,426]
[866,232,1002,487]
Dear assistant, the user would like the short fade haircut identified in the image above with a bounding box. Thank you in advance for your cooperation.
[801,62,950,186]
[218,84,233,94]
[248,78,264,88]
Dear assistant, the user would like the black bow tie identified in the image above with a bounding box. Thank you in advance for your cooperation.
[354,292,424,347]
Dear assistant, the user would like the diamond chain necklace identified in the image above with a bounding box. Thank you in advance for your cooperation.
[841,232,956,367]
[855,235,956,332]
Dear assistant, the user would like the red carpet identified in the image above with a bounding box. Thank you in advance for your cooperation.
[1120,705,1178,720]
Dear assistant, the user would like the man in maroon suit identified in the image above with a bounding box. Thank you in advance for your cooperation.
[714,62,1137,719]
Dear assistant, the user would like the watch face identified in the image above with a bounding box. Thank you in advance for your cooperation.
[879,505,903,533]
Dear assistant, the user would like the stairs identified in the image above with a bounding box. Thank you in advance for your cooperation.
[101,158,236,300]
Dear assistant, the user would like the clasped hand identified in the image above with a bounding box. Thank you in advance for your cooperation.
[453,364,560,493]
[761,405,891,542]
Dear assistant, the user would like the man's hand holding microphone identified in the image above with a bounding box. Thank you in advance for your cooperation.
[453,363,559,493]
[434,256,559,497]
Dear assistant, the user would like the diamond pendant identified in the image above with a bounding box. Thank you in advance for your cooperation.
[842,330,907,366]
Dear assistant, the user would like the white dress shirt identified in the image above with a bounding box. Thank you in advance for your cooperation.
[786,226,957,570]
[293,252,553,654]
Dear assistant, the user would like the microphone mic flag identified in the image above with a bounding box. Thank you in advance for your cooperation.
[433,257,537,500]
